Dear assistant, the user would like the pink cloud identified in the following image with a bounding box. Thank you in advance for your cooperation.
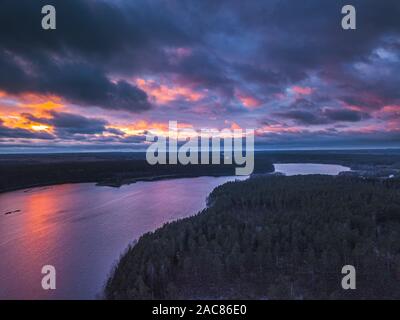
[235,90,262,109]
[382,105,400,113]
[342,125,381,134]
[224,120,242,130]
[291,86,314,95]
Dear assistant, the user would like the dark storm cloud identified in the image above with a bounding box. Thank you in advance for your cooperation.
[0,0,189,58]
[23,111,109,136]
[324,109,369,122]
[170,50,235,96]
[256,1,399,68]
[1,0,399,106]
[0,51,152,112]
[224,0,400,108]
[37,62,152,112]
[106,127,125,136]
[234,63,293,87]
[46,112,108,135]
[0,119,54,140]
[274,108,369,125]
[0,0,179,112]
[274,110,328,125]
[289,99,318,110]
[255,128,400,149]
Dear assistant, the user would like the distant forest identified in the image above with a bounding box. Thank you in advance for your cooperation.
[105,175,400,299]
[0,152,274,192]
[1,150,400,193]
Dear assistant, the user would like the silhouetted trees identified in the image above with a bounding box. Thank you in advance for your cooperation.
[0,154,274,192]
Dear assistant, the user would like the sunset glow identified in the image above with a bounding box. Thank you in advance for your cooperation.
[0,0,399,151]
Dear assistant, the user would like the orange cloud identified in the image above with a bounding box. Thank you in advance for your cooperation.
[135,78,204,104]
[230,122,242,130]
[109,120,193,137]
[0,92,63,117]
[236,91,262,109]
[17,93,63,116]
[224,120,242,130]
[109,120,248,140]
[0,113,53,132]
[0,92,63,133]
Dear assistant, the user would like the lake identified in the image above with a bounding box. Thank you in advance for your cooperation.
[0,163,350,300]
[274,163,351,176]
[0,176,243,300]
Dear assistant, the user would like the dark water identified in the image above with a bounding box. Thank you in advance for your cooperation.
[0,176,243,300]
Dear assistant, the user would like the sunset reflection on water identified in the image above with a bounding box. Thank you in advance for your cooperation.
[0,177,241,299]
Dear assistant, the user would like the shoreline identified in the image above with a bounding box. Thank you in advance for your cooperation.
[0,172,241,195]
[2,150,400,195]
[105,174,400,299]
[2,164,399,195]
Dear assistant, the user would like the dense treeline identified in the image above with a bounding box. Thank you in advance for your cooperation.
[255,149,400,169]
[0,153,274,192]
[105,175,400,299]
[1,150,399,192]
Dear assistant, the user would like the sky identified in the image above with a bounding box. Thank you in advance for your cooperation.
[0,0,399,152]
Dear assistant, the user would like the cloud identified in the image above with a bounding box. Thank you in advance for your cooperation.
[0,51,152,112]
[48,112,108,135]
[324,108,369,122]
[275,110,327,125]
[1,0,399,108]
[0,119,54,140]
[0,0,162,112]
[291,86,314,96]
[274,108,369,125]
[0,0,400,150]
[135,78,204,104]
[255,128,400,149]
[23,111,109,136]
[106,127,126,136]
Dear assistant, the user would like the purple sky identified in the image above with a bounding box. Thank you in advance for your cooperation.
[0,0,399,152]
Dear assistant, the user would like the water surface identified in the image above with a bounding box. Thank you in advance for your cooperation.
[0,176,242,299]
[0,163,349,299]
[274,163,350,176]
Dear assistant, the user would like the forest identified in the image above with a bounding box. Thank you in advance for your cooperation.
[0,152,274,193]
[1,149,399,193]
[105,175,400,299]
